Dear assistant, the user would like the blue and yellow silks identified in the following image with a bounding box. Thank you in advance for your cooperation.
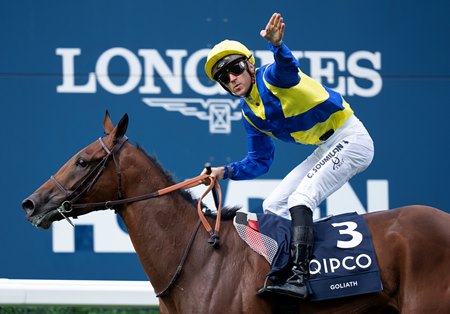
[225,43,353,180]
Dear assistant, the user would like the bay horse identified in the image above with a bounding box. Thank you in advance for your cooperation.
[22,112,450,313]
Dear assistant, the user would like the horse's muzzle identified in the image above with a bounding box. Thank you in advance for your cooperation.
[22,197,37,218]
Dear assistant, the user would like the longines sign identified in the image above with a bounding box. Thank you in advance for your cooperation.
[56,47,382,133]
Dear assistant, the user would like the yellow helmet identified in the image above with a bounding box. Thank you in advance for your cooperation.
[205,40,255,81]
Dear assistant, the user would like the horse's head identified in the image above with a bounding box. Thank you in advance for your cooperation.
[22,111,129,229]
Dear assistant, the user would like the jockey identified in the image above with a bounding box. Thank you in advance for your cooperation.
[203,12,374,299]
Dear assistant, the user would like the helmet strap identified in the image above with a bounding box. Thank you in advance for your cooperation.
[244,61,255,98]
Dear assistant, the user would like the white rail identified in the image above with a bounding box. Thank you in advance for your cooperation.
[0,279,158,306]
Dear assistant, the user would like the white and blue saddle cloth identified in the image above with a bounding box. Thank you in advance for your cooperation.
[233,211,383,301]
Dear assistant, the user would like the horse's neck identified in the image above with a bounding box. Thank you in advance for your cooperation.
[118,147,200,290]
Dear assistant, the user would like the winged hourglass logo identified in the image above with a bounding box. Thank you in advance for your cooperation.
[142,98,242,134]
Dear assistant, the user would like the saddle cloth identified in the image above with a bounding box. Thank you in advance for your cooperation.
[233,211,383,301]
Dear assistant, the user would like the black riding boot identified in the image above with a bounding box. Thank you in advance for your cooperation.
[261,205,314,299]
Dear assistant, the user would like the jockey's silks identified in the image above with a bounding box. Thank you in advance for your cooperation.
[242,65,353,145]
[224,43,353,180]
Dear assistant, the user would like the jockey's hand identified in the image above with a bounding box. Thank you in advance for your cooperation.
[200,166,225,185]
[260,12,285,46]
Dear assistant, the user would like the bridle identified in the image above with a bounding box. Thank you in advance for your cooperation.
[50,135,223,247]
[50,134,224,297]
[50,135,128,225]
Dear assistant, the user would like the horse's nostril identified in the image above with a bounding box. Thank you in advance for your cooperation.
[22,199,35,215]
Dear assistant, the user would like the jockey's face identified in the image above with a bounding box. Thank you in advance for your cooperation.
[224,61,254,97]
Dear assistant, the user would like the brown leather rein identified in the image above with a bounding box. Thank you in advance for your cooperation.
[50,136,223,248]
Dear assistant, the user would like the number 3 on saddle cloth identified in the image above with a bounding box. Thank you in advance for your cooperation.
[233,211,383,301]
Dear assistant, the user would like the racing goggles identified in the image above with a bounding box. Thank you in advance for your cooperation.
[214,58,248,84]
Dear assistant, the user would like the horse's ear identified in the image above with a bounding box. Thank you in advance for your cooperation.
[114,113,129,140]
[103,110,114,134]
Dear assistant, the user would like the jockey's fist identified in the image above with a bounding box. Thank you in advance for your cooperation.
[200,166,225,185]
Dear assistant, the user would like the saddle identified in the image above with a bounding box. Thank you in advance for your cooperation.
[233,211,383,301]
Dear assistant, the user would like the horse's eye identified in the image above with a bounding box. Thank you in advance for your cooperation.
[76,158,88,168]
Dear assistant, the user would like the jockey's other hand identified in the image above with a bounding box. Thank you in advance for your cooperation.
[200,166,225,185]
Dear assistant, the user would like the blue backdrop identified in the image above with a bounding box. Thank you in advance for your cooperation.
[1,0,448,280]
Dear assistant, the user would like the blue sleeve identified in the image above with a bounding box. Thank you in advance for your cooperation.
[264,42,300,88]
[224,118,275,180]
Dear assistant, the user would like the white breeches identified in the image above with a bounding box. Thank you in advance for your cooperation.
[263,115,374,220]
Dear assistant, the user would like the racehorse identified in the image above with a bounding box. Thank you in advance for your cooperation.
[22,112,450,313]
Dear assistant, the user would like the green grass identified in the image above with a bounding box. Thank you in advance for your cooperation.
[0,306,160,314]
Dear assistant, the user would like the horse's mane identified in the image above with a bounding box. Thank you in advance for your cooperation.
[203,206,241,220]
[135,144,240,220]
